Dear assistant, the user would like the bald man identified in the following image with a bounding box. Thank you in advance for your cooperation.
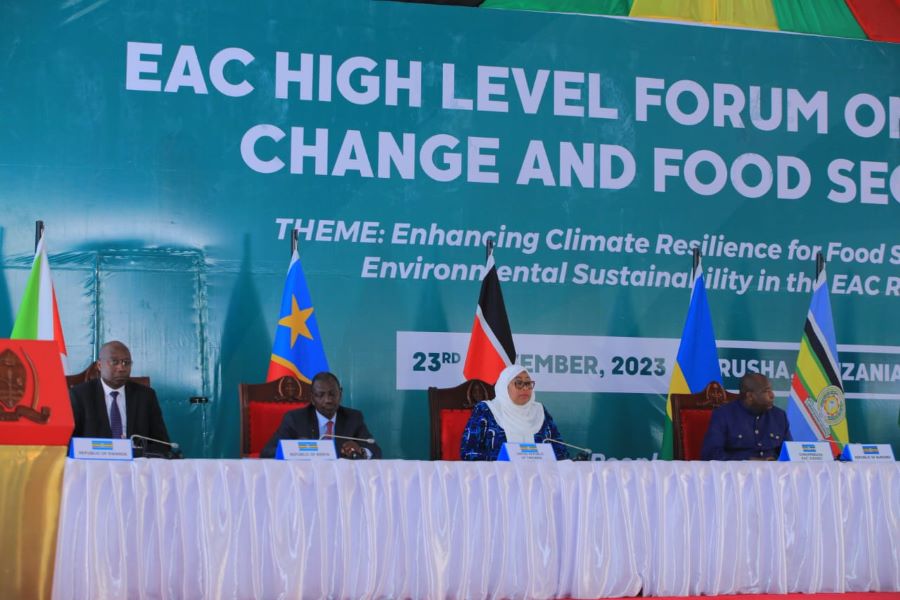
[69,341,171,456]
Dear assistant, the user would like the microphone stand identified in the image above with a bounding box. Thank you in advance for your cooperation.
[545,438,593,461]
[321,433,375,459]
[131,434,182,459]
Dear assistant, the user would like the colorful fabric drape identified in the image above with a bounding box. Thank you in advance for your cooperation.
[772,0,866,39]
[0,445,67,600]
[844,0,900,43]
[631,0,778,30]
[479,0,899,42]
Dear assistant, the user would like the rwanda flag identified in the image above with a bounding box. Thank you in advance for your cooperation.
[786,266,848,456]
[266,249,328,383]
[660,259,722,460]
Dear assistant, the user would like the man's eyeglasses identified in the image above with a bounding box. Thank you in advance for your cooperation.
[512,379,536,390]
[105,359,133,367]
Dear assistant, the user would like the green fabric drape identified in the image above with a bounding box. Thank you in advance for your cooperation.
[772,0,866,39]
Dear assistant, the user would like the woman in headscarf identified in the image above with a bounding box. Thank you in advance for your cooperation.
[460,364,569,461]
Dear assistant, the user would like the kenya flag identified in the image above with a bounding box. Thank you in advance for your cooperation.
[463,253,515,384]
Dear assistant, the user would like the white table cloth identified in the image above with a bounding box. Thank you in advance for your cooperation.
[52,459,899,599]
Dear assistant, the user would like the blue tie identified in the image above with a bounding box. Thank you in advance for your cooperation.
[110,391,123,439]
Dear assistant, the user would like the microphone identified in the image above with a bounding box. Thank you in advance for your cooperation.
[322,433,375,445]
[130,434,181,458]
[545,438,593,460]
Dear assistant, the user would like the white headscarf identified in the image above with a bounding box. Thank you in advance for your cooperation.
[485,364,545,443]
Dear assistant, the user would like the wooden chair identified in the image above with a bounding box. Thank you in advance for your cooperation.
[428,379,495,460]
[65,362,151,388]
[239,376,311,457]
[671,381,739,460]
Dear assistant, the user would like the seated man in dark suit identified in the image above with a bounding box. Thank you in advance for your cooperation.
[260,371,381,459]
[69,341,171,456]
[701,372,791,461]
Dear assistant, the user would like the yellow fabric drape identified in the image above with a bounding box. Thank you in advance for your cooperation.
[0,445,67,600]
[631,0,779,30]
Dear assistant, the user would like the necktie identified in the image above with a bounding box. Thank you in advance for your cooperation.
[110,391,123,439]
[324,420,334,439]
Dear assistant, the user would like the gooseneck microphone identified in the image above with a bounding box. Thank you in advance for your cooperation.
[545,438,591,454]
[322,433,376,445]
[130,434,180,451]
[130,434,182,458]
[545,438,593,460]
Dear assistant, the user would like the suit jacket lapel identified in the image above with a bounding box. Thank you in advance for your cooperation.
[335,407,350,438]
[306,405,320,439]
[124,382,138,437]
[93,379,114,437]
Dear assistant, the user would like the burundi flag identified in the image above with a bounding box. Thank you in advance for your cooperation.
[660,259,722,460]
[786,266,848,455]
[463,252,516,385]
[266,249,328,383]
[11,234,68,368]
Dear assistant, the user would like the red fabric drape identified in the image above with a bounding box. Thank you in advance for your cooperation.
[845,0,900,42]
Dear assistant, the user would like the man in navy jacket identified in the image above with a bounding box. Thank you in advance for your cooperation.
[701,372,791,461]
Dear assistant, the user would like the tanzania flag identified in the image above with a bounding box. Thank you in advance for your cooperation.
[660,259,722,460]
[786,266,848,455]
[266,249,328,383]
[463,252,515,385]
[11,233,67,368]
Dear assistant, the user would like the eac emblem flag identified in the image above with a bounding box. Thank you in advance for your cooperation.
[0,339,73,446]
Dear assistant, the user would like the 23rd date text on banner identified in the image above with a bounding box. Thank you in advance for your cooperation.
[396,332,677,393]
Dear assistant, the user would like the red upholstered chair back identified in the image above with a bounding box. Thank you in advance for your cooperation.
[239,376,310,457]
[671,381,739,460]
[66,362,150,388]
[428,379,495,460]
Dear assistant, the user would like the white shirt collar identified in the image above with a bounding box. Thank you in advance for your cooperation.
[100,378,125,398]
[316,410,336,435]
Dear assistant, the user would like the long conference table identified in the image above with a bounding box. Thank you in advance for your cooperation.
[52,459,899,599]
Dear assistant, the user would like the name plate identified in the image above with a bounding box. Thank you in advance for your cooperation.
[69,438,133,461]
[275,439,337,461]
[778,441,834,462]
[497,442,557,462]
[840,443,896,462]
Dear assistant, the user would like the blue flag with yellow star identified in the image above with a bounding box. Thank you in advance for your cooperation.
[266,249,329,383]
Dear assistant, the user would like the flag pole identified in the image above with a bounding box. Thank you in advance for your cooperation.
[691,247,700,279]
[291,228,299,257]
[486,238,494,260]
[815,251,824,278]
[34,220,44,253]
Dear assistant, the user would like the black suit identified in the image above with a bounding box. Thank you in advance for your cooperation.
[259,404,382,459]
[69,379,171,456]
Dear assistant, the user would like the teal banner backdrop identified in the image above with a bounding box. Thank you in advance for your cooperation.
[1,0,898,458]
